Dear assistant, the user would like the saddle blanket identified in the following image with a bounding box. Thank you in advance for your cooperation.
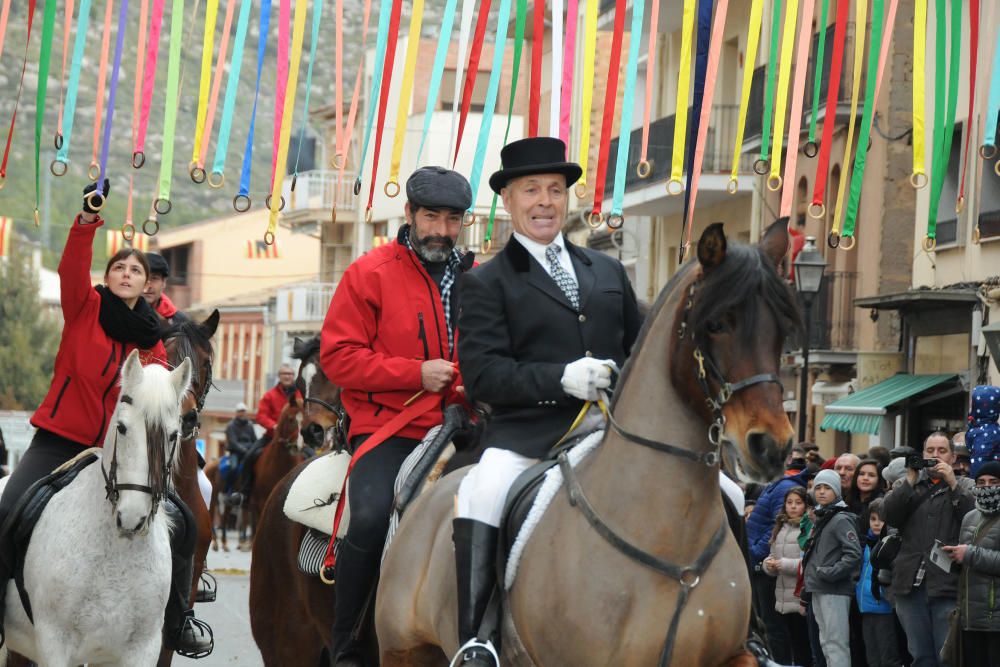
[504,429,603,590]
[282,450,351,537]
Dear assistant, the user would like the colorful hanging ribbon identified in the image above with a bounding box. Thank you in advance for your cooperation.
[54,0,76,150]
[804,0,829,156]
[667,0,697,195]
[88,0,130,215]
[291,0,324,180]
[558,0,579,148]
[192,0,237,182]
[863,0,899,139]
[126,0,150,231]
[766,0,799,192]
[334,0,373,181]
[548,0,563,137]
[210,0,258,187]
[190,0,220,180]
[528,0,544,137]
[134,0,166,168]
[33,0,58,222]
[386,0,426,195]
[956,0,978,214]
[728,0,763,190]
[234,0,273,211]
[452,0,494,165]
[0,0,12,60]
[265,0,308,243]
[575,0,599,196]
[678,0,713,225]
[589,0,628,222]
[51,0,95,176]
[841,0,887,244]
[827,0,868,248]
[447,0,476,158]
[608,0,647,225]
[924,0,961,250]
[777,0,816,216]
[364,0,406,217]
[0,0,37,192]
[754,0,784,175]
[981,19,1000,161]
[90,0,115,181]
[807,0,849,219]
[911,0,927,188]
[416,0,459,164]
[271,0,291,191]
[354,0,399,190]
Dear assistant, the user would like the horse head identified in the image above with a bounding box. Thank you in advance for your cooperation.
[163,309,219,440]
[292,335,346,451]
[668,220,800,482]
[274,395,304,453]
[105,350,192,536]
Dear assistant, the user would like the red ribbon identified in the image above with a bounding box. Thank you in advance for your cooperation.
[0,0,36,182]
[957,0,979,209]
[135,0,166,159]
[809,0,850,214]
[366,0,405,212]
[591,0,627,216]
[453,0,493,165]
[529,0,545,137]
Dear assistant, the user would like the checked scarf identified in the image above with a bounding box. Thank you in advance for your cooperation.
[405,232,462,355]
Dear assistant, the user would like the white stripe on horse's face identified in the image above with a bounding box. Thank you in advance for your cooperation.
[301,362,317,400]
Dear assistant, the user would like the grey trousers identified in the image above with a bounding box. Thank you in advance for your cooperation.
[812,593,851,667]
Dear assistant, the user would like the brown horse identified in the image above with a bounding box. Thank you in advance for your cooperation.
[375,221,800,666]
[249,336,345,665]
[205,457,249,552]
[248,397,304,537]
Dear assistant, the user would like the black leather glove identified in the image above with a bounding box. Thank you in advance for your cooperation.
[82,179,110,214]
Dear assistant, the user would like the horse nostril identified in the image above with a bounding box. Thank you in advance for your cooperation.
[747,432,785,472]
[116,513,123,530]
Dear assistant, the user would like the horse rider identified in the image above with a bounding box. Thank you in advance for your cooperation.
[321,166,475,667]
[143,251,190,331]
[0,180,213,657]
[452,137,642,666]
[224,402,257,500]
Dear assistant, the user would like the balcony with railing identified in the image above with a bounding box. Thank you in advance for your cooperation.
[275,282,337,326]
[282,170,357,217]
[787,271,859,353]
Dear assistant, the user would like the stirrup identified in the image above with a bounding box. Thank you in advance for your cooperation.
[174,613,215,659]
[196,570,217,603]
[448,638,499,667]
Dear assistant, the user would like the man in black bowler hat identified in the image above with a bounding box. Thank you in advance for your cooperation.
[320,165,476,667]
[450,137,642,666]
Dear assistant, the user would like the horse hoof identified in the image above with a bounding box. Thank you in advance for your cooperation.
[212,543,218,552]
[223,545,230,552]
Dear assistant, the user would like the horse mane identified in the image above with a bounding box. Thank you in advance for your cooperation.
[122,364,184,470]
[292,335,321,361]
[163,320,215,362]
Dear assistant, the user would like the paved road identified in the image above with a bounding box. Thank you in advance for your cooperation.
[177,547,263,667]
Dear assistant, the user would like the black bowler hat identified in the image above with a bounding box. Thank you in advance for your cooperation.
[488,137,583,194]
[406,166,473,211]
[147,252,169,278]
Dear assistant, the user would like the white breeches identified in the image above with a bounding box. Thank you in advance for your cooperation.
[719,472,745,513]
[456,448,538,527]
[198,467,212,511]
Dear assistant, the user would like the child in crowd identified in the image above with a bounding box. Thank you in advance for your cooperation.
[764,487,813,666]
[855,498,902,667]
[803,469,862,667]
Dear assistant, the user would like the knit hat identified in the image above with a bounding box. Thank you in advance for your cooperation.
[813,469,843,500]
[882,456,908,486]
[973,461,1000,515]
[975,460,1000,481]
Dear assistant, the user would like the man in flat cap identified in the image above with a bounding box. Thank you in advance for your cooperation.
[143,252,190,333]
[321,166,475,666]
[450,137,641,666]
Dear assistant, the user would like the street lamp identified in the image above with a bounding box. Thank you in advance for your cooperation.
[794,236,828,442]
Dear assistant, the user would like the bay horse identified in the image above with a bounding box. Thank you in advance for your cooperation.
[375,221,800,666]
[249,336,346,665]
[247,397,304,540]
[2,352,192,665]
[205,457,247,552]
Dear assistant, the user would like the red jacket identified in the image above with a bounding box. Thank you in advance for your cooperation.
[32,217,168,447]
[321,230,471,441]
[155,293,179,318]
[256,383,303,437]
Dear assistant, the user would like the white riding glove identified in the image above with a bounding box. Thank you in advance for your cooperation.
[560,357,615,402]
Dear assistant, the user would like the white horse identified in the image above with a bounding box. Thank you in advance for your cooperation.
[2,350,191,666]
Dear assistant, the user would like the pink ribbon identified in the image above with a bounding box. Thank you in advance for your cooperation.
[271,0,291,188]
[558,0,579,149]
[136,0,166,158]
[779,0,817,217]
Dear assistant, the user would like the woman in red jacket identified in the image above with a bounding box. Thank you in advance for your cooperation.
[0,181,213,658]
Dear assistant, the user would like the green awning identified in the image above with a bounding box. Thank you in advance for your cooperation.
[820,373,959,435]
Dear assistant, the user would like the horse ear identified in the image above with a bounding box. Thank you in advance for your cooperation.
[292,337,306,358]
[760,218,791,270]
[201,309,221,338]
[122,349,144,389]
[170,357,193,401]
[697,223,727,271]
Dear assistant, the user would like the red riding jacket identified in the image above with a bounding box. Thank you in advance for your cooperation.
[320,229,472,441]
[256,383,303,438]
[32,216,168,447]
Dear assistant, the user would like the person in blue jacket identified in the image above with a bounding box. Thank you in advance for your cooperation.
[856,497,901,667]
[967,385,1000,477]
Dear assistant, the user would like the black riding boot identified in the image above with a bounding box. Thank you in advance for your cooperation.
[330,538,379,667]
[451,518,500,667]
[164,495,214,659]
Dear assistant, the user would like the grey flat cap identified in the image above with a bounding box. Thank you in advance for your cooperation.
[406,166,472,212]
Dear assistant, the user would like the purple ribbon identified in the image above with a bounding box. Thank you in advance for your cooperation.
[98,0,129,183]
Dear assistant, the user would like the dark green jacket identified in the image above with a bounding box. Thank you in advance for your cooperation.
[957,509,1000,631]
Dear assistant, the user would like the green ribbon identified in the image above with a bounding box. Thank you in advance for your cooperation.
[926,0,961,241]
[34,0,58,217]
[156,0,185,207]
[841,0,884,239]
[757,0,784,168]
[806,0,830,148]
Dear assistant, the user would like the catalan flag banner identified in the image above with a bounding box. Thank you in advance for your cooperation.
[246,238,280,259]
[106,229,149,256]
[0,217,11,258]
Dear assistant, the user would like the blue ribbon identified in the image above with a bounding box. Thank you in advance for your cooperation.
[237,0,273,200]
[610,0,646,216]
[681,0,713,227]
[54,0,94,166]
[354,0,397,188]
[415,0,459,165]
[292,0,324,175]
[467,0,513,210]
[984,34,1000,150]
[212,0,254,178]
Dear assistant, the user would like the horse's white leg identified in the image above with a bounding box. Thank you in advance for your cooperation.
[32,625,76,667]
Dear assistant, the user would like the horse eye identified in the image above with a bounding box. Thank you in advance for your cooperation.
[706,320,726,334]
[117,423,127,435]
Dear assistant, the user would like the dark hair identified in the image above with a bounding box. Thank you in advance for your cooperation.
[848,458,886,508]
[868,497,884,519]
[104,248,150,280]
[925,430,953,451]
[867,445,891,469]
[770,486,810,544]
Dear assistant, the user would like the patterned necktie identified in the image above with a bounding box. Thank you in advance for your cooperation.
[545,245,580,310]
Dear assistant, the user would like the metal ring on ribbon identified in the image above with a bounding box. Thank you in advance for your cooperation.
[726,179,738,195]
[910,172,929,189]
[265,194,286,211]
[50,159,68,177]
[319,567,336,586]
[973,226,981,244]
[922,236,936,252]
[956,197,965,214]
[121,222,136,241]
[995,160,1000,178]
[384,180,401,198]
[574,183,588,199]
[88,162,101,181]
[606,213,624,230]
[84,190,107,212]
[979,144,997,160]
[353,179,362,196]
[208,171,225,189]
[142,218,160,236]
[190,162,207,184]
[839,235,856,251]
[365,207,373,223]
[636,160,652,178]
[482,238,492,254]
[808,202,826,220]
[290,175,297,192]
[587,211,603,229]
[767,174,783,192]
[233,194,252,213]
[462,212,477,228]
[264,230,276,246]
[332,153,347,169]
[0,174,6,190]
[34,209,40,226]
[54,134,64,150]
[752,158,769,175]
[827,232,840,248]
[666,179,684,196]
[803,141,819,158]
[132,151,146,169]
[154,198,172,215]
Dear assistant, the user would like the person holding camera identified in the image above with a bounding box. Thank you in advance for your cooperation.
[882,431,975,667]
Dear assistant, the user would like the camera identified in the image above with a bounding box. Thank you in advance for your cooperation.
[906,455,938,470]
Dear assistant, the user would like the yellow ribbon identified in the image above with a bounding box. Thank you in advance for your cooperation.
[191,0,219,168]
[830,0,868,238]
[265,0,308,241]
[386,0,425,194]
[555,398,609,447]
[911,0,927,188]
[768,0,799,191]
[669,0,696,193]
[729,0,764,190]
[575,0,599,196]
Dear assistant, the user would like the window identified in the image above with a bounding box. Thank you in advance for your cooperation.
[933,126,963,246]
[161,244,191,286]
[979,114,1000,240]
[439,70,496,113]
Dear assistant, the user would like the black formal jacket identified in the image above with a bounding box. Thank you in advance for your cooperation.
[457,234,641,458]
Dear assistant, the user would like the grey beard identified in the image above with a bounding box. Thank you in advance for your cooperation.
[409,228,454,262]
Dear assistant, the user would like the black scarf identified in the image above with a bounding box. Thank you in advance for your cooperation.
[96,285,162,349]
